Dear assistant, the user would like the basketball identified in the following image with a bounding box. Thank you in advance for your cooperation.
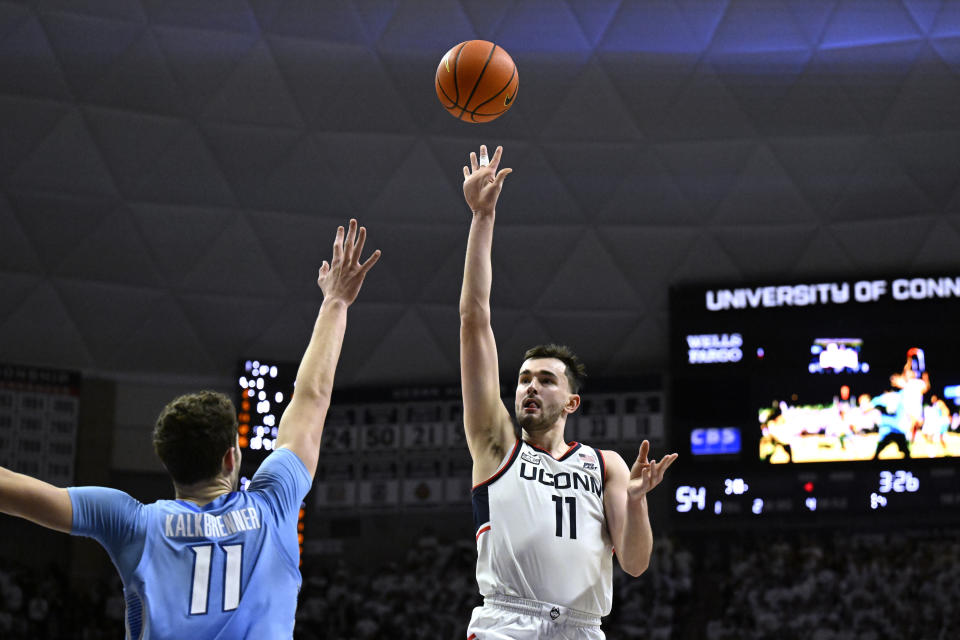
[435,40,518,123]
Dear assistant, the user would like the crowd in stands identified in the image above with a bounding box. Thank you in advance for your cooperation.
[0,527,956,638]
[0,566,122,639]
[698,530,960,640]
[294,535,480,639]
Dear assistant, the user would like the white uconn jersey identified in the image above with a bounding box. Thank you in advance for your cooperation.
[472,439,613,616]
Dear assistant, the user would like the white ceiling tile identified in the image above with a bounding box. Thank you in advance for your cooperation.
[540,142,638,215]
[131,123,238,206]
[883,43,960,132]
[830,216,936,270]
[565,0,622,48]
[179,213,286,296]
[376,0,473,52]
[353,307,452,384]
[0,96,69,177]
[829,139,935,221]
[0,194,40,272]
[819,0,922,48]
[0,281,94,368]
[130,202,234,286]
[536,231,643,311]
[54,280,161,368]
[909,217,960,270]
[118,292,215,374]
[539,62,642,143]
[39,10,145,99]
[6,191,118,273]
[597,226,701,305]
[365,139,467,221]
[711,144,819,224]
[712,223,819,280]
[178,293,285,367]
[35,0,147,24]
[0,10,71,100]
[789,227,859,277]
[265,0,367,43]
[9,112,118,196]
[654,139,756,218]
[54,206,164,287]
[82,29,188,116]
[153,24,260,117]
[141,0,260,34]
[768,135,871,214]
[0,272,43,325]
[201,39,305,128]
[83,107,187,196]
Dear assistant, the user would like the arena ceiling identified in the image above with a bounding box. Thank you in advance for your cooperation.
[1,0,959,387]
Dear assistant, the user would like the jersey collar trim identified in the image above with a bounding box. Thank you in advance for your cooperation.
[175,492,239,512]
[526,440,581,461]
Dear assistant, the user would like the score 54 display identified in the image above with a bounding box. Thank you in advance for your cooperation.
[669,275,960,524]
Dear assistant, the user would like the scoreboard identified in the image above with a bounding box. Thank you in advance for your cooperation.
[673,465,960,525]
[0,363,79,487]
[669,274,960,528]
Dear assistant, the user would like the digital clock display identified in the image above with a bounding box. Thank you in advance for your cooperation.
[672,467,957,525]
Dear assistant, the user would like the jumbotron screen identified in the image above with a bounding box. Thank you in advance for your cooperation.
[671,275,960,465]
[668,275,960,524]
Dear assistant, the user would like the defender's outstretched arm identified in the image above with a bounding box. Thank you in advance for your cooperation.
[0,466,72,532]
[276,220,380,479]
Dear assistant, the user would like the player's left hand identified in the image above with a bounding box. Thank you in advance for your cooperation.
[627,440,678,500]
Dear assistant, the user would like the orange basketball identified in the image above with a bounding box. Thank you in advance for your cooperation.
[435,40,518,123]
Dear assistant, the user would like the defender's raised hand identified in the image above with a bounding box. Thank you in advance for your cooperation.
[627,440,678,500]
[318,219,381,305]
[463,145,512,215]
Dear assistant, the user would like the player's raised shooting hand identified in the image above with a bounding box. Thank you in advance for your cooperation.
[463,145,512,216]
[318,219,380,305]
[627,440,678,501]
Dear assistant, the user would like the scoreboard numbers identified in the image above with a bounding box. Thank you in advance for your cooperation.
[236,359,662,512]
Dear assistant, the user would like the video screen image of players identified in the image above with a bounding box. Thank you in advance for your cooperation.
[760,346,960,463]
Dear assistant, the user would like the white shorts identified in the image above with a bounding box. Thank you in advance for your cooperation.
[467,595,605,640]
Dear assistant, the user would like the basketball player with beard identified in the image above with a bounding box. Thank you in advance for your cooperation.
[458,145,678,639]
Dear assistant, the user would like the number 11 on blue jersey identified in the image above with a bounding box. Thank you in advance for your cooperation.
[190,544,243,614]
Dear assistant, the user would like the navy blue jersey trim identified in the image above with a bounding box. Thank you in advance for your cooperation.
[559,442,582,461]
[470,439,521,535]
[125,591,143,640]
[472,484,489,534]
[221,542,243,612]
[526,440,581,461]
[187,543,212,616]
[595,447,607,487]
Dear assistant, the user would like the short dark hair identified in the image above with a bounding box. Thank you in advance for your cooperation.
[523,344,587,394]
[153,391,237,485]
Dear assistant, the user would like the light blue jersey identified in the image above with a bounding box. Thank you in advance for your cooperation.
[69,447,311,640]
[871,391,906,437]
